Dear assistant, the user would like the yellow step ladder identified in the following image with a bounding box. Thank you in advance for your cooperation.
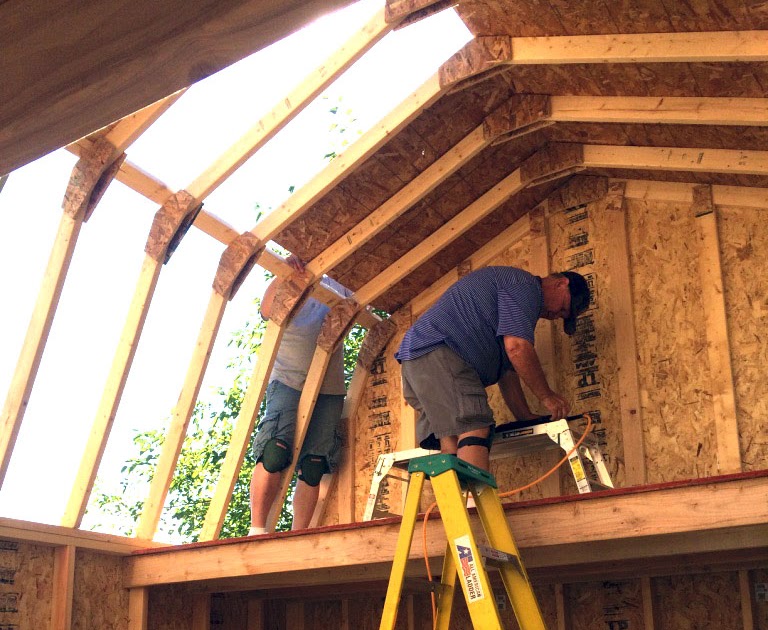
[380,454,546,630]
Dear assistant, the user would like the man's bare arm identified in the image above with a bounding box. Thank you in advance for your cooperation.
[497,370,537,420]
[503,335,569,419]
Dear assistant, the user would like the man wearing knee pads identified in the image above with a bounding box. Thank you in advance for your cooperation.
[396,266,590,472]
[249,255,350,535]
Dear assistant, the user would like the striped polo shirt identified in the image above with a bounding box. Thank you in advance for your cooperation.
[395,267,543,387]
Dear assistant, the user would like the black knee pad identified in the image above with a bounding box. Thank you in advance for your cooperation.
[457,435,491,450]
[298,454,328,487]
[259,438,291,473]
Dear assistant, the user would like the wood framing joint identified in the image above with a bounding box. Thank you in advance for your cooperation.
[521,143,585,187]
[604,181,627,212]
[212,232,265,300]
[317,298,361,352]
[269,275,313,326]
[439,37,513,89]
[457,260,473,278]
[483,94,551,144]
[357,318,398,370]
[546,176,609,215]
[693,184,715,218]
[385,0,453,25]
[144,190,203,264]
[62,136,123,221]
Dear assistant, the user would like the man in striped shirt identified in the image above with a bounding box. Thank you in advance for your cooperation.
[396,266,590,471]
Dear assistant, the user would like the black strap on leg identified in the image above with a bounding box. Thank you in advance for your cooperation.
[457,436,491,450]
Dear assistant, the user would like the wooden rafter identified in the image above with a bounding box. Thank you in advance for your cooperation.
[620,180,768,209]
[440,31,768,86]
[185,8,391,202]
[0,102,173,490]
[582,145,768,175]
[549,96,768,126]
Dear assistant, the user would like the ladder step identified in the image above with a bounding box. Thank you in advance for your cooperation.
[476,544,523,573]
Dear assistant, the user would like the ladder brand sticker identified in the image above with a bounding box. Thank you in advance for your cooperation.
[455,535,485,603]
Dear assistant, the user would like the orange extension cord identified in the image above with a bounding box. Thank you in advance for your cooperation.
[421,413,594,628]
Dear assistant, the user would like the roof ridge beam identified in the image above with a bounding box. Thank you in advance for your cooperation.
[440,31,768,87]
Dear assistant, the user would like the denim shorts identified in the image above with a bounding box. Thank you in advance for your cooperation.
[401,345,494,450]
[251,380,345,472]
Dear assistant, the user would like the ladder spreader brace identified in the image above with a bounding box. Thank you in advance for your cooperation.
[365,415,613,521]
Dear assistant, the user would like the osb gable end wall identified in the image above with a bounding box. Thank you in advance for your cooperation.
[0,540,54,629]
[0,541,128,630]
[344,187,768,520]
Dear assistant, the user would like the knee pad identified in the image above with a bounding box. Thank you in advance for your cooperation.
[259,438,291,473]
[298,454,328,487]
[457,436,491,450]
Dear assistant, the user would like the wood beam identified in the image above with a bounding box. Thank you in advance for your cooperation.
[353,167,525,305]
[693,186,742,474]
[306,125,489,278]
[641,577,657,630]
[185,8,390,201]
[0,109,169,489]
[0,0,356,175]
[50,545,75,630]
[0,516,166,554]
[582,145,768,176]
[440,31,768,86]
[408,213,533,318]
[550,96,768,126]
[306,93,547,280]
[264,298,360,532]
[128,588,149,630]
[527,207,561,498]
[124,472,768,588]
[740,570,756,630]
[136,233,263,540]
[620,180,768,210]
[601,182,646,487]
[200,275,312,540]
[250,73,443,244]
[191,594,211,630]
[62,191,201,527]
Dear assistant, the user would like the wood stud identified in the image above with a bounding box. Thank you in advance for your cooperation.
[693,185,742,474]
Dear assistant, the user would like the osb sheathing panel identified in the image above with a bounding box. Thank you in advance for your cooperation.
[754,568,768,624]
[273,78,517,262]
[455,0,765,36]
[567,579,646,629]
[334,133,546,300]
[148,584,194,629]
[73,550,128,630]
[448,582,558,629]
[719,205,768,471]
[655,572,743,629]
[627,198,719,482]
[353,326,408,521]
[0,540,54,629]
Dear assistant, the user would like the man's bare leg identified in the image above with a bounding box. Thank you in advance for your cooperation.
[249,462,282,533]
[291,478,321,530]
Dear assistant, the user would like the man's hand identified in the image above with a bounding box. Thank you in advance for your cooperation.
[541,392,569,420]
[286,254,306,273]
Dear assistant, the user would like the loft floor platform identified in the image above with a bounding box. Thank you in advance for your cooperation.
[124,469,768,592]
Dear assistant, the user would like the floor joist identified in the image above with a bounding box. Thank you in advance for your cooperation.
[125,471,768,588]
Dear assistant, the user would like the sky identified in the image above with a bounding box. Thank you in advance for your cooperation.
[0,0,471,534]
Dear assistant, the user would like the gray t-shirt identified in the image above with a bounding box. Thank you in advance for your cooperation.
[269,276,351,395]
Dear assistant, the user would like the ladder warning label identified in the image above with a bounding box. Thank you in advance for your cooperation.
[455,535,485,603]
